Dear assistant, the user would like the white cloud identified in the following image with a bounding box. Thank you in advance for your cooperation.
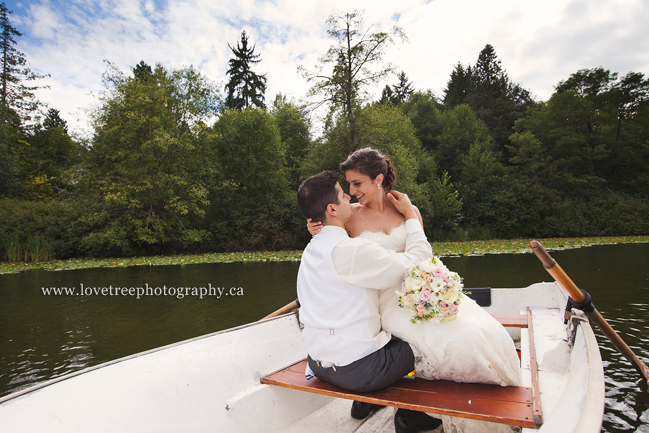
[8,0,649,135]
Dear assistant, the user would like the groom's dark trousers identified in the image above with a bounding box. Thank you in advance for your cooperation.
[307,336,414,393]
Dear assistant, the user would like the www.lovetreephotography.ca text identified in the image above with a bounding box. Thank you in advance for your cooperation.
[41,283,244,300]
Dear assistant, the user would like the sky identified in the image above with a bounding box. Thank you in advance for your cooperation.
[5,0,649,137]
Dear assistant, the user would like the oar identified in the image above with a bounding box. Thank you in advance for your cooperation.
[260,299,299,320]
[530,240,649,381]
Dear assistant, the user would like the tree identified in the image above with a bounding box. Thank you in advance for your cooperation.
[270,94,311,189]
[206,107,293,251]
[224,30,267,109]
[81,62,219,256]
[400,90,443,152]
[466,44,533,150]
[443,62,473,108]
[0,103,21,197]
[379,71,414,105]
[132,60,153,81]
[512,68,649,197]
[20,108,83,198]
[0,2,47,123]
[434,104,494,180]
[298,10,405,145]
[42,108,68,133]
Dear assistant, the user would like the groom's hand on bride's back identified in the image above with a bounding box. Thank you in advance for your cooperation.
[387,191,417,221]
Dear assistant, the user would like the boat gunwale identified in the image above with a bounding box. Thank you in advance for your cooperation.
[0,312,294,404]
[574,312,606,433]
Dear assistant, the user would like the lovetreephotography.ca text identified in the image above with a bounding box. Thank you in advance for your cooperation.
[41,283,244,300]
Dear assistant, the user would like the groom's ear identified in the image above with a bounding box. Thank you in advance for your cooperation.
[325,203,337,219]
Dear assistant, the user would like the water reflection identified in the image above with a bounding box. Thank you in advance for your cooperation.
[1,243,648,432]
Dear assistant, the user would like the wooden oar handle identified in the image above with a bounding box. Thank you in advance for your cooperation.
[261,299,299,320]
[530,241,585,303]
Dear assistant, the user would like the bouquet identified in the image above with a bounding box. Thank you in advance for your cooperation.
[397,256,465,324]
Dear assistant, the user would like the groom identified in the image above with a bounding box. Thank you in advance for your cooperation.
[296,171,442,433]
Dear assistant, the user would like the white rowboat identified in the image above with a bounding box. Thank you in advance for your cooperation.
[0,282,604,432]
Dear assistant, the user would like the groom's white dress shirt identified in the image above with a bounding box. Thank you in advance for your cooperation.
[297,218,432,366]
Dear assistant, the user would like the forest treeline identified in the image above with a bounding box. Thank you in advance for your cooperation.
[1,8,648,261]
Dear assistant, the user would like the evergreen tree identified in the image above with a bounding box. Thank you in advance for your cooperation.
[391,71,414,104]
[467,44,533,150]
[0,103,21,197]
[0,2,47,122]
[224,30,267,109]
[42,108,68,133]
[379,85,396,106]
[379,71,414,106]
[443,62,473,108]
[133,60,153,82]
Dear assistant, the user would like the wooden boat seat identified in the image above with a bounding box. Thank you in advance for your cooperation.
[261,314,539,428]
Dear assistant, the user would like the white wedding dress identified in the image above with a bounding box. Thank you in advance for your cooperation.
[360,223,523,433]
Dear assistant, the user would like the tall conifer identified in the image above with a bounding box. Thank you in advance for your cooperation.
[224,31,267,109]
[0,2,47,122]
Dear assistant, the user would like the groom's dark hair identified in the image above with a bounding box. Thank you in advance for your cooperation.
[297,171,340,224]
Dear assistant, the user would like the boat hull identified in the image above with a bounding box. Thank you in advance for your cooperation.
[0,282,603,432]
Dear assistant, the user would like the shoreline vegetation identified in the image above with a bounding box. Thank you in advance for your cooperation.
[2,235,647,275]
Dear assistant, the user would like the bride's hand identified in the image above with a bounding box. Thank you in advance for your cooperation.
[387,191,417,220]
[306,218,323,236]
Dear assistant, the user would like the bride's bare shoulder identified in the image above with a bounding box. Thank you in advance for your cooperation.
[346,205,368,237]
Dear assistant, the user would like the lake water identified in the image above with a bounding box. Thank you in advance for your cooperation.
[1,243,648,432]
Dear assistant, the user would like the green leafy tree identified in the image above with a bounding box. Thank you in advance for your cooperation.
[206,107,294,250]
[224,30,267,109]
[400,90,444,152]
[0,2,47,123]
[81,62,218,256]
[435,104,495,180]
[513,68,649,197]
[298,10,405,145]
[270,94,312,189]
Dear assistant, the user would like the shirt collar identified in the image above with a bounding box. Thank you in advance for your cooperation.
[320,225,349,237]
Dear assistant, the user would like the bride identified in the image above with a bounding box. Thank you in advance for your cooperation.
[307,147,522,389]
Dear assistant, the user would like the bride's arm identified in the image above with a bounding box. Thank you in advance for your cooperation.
[413,205,423,228]
[306,218,323,236]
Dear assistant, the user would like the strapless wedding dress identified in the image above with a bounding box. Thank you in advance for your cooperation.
[360,223,522,386]
[360,224,523,432]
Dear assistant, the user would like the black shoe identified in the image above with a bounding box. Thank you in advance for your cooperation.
[350,400,383,419]
[394,409,442,432]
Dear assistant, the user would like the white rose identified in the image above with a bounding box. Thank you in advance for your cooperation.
[419,258,436,274]
[442,288,458,303]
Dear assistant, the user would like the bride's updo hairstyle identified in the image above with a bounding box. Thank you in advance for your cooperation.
[340,147,396,191]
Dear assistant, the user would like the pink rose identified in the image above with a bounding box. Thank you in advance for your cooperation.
[420,288,431,302]
[417,304,425,312]
[439,301,447,308]
[449,304,459,314]
[432,267,444,278]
